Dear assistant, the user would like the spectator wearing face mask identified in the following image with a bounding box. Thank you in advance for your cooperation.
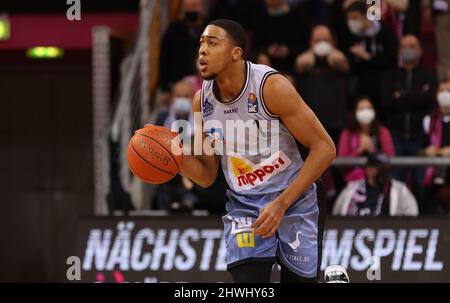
[295,25,349,143]
[155,80,194,130]
[252,0,310,73]
[152,80,198,211]
[338,97,395,182]
[153,80,228,214]
[420,80,450,214]
[381,34,437,195]
[296,25,349,75]
[159,0,208,92]
[341,1,398,108]
[333,152,418,217]
[294,25,351,209]
[382,35,437,145]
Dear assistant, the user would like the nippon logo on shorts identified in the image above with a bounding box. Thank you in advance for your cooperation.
[169,112,280,156]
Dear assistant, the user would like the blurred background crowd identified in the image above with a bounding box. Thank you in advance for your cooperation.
[150,0,450,217]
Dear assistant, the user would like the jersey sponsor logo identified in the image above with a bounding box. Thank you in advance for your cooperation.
[236,232,255,248]
[227,151,291,191]
[247,93,258,113]
[202,98,214,117]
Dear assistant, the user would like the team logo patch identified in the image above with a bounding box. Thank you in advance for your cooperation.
[247,93,258,113]
[202,98,214,117]
[228,216,253,234]
[236,232,255,248]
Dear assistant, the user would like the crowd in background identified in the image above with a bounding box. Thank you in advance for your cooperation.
[152,0,450,217]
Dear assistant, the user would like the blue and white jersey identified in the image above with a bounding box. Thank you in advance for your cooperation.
[200,61,315,201]
[200,61,321,278]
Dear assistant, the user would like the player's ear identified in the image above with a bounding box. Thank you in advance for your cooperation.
[232,46,243,61]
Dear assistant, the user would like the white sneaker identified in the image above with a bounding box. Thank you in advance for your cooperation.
[324,265,350,283]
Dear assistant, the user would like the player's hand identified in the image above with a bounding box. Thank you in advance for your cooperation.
[251,198,287,238]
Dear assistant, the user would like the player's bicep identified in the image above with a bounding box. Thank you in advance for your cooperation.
[263,74,332,149]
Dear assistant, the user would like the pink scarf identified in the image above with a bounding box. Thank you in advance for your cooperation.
[423,110,443,186]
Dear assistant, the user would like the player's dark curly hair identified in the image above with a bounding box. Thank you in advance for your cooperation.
[208,19,248,58]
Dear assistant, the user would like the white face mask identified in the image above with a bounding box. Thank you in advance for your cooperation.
[356,108,375,125]
[437,91,450,108]
[347,19,364,35]
[313,41,333,57]
[173,97,191,114]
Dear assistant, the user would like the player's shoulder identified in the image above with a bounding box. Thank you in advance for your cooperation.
[261,72,292,95]
[193,89,202,111]
[248,61,277,76]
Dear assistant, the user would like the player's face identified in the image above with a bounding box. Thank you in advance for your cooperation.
[198,25,235,80]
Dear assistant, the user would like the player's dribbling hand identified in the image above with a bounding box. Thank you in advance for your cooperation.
[251,199,287,238]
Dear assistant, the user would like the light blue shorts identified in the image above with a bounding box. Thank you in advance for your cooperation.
[222,183,321,278]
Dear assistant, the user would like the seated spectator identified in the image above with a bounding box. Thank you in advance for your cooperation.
[295,24,349,143]
[153,80,227,214]
[296,25,349,75]
[381,34,437,143]
[421,80,450,214]
[159,0,208,92]
[341,1,398,108]
[155,80,195,133]
[381,34,437,196]
[333,152,418,216]
[338,96,395,182]
[252,0,309,73]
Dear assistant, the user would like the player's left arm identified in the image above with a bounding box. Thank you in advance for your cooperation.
[252,73,336,238]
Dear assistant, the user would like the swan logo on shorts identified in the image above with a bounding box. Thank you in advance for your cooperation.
[288,231,302,252]
[227,151,291,191]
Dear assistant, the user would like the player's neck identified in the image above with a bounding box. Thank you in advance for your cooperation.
[214,60,246,103]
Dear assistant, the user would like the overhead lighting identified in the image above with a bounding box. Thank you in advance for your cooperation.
[26,47,64,59]
[0,14,11,41]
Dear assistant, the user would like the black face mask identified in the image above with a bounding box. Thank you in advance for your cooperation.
[185,11,199,23]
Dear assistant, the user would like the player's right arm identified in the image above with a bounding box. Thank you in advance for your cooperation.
[179,90,219,188]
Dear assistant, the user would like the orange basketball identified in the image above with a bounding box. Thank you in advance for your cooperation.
[127,125,183,184]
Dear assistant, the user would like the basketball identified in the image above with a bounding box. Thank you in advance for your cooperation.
[127,125,183,184]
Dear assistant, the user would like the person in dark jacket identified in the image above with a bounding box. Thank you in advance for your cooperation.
[159,0,208,92]
[341,1,398,109]
[381,34,437,145]
[381,34,438,199]
[252,0,310,73]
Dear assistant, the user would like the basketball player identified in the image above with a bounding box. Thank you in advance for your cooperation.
[179,19,336,283]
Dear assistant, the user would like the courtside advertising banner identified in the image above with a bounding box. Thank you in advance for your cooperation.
[76,216,450,283]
